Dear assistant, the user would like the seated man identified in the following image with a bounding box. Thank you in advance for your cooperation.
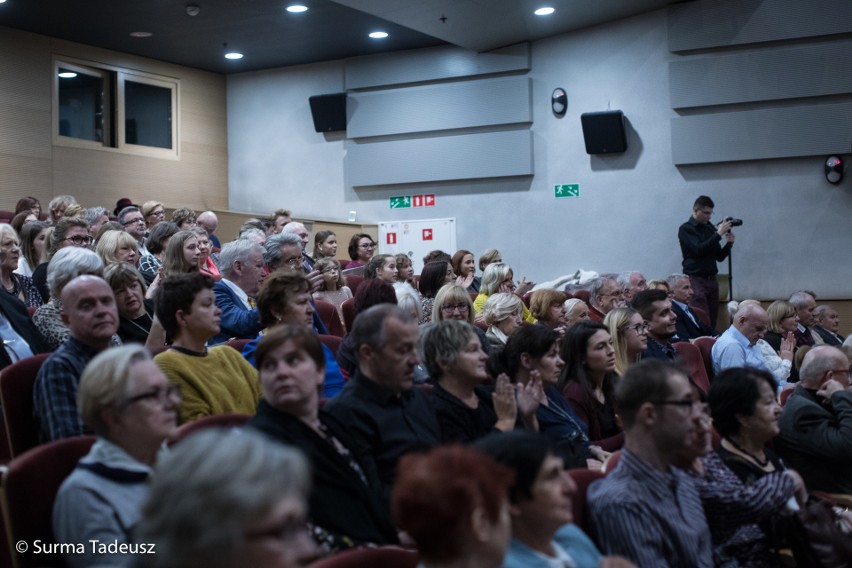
[789,290,822,347]
[154,272,261,424]
[280,221,313,270]
[270,208,292,234]
[617,271,647,304]
[211,239,265,344]
[775,345,852,494]
[631,289,678,361]
[711,301,769,375]
[666,274,717,341]
[587,276,622,322]
[324,304,440,498]
[588,359,713,567]
[196,211,220,250]
[117,206,149,257]
[33,275,119,441]
[813,304,844,346]
[476,431,630,568]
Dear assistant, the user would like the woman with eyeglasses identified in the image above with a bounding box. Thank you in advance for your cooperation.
[53,345,179,568]
[433,283,490,354]
[141,200,166,231]
[604,308,647,376]
[32,216,92,304]
[342,233,375,270]
[192,226,221,281]
[473,262,536,324]
[0,224,42,308]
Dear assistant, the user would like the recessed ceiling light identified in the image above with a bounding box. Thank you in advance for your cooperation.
[224,52,244,60]
[368,31,388,39]
[130,31,152,38]
[286,4,308,13]
[534,7,555,16]
[58,72,78,79]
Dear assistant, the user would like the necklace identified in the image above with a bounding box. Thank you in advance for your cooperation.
[724,437,769,467]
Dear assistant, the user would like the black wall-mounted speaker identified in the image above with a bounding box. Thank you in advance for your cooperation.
[580,110,627,154]
[309,93,347,133]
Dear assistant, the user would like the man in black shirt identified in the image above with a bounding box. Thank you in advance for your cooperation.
[677,195,734,329]
[324,304,440,499]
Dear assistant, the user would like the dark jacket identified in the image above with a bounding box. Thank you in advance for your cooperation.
[0,292,49,369]
[678,216,732,277]
[672,301,717,341]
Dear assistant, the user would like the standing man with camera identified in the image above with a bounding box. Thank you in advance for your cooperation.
[678,195,734,329]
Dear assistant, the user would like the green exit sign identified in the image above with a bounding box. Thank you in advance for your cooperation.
[389,196,411,209]
[554,184,580,198]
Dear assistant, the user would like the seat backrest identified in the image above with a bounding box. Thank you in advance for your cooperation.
[690,304,712,329]
[345,274,363,297]
[340,298,356,333]
[314,299,346,337]
[572,289,591,305]
[674,341,710,395]
[0,354,51,458]
[317,334,341,357]
[308,546,419,568]
[779,385,796,407]
[226,338,251,353]
[170,414,251,446]
[1,435,96,568]
[692,336,716,382]
[565,468,605,533]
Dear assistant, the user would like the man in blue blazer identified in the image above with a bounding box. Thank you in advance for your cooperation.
[211,239,265,344]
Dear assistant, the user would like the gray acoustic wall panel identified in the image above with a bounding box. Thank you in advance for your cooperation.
[670,40,852,109]
[668,0,852,53]
[346,130,532,187]
[345,43,530,90]
[671,102,852,165]
[347,77,531,138]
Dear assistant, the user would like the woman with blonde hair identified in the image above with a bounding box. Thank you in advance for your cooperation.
[433,283,490,353]
[95,230,139,268]
[483,292,524,349]
[764,299,798,354]
[474,262,536,323]
[141,200,166,230]
[530,289,567,331]
[604,307,647,376]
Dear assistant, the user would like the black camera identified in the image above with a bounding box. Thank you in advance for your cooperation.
[725,217,743,227]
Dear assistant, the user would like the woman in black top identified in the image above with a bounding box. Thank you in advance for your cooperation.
[105,263,159,346]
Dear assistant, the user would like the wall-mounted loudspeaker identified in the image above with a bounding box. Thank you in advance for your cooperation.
[580,110,627,154]
[309,93,347,133]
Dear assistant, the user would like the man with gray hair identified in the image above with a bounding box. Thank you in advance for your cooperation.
[117,206,149,256]
[788,290,822,347]
[211,239,265,344]
[813,304,844,346]
[776,345,852,494]
[588,275,622,322]
[264,232,328,335]
[280,221,313,270]
[617,271,647,303]
[667,274,717,341]
[711,301,770,375]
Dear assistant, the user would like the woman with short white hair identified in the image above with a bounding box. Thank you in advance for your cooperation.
[483,292,524,349]
[0,223,42,308]
[53,345,179,568]
[95,229,140,268]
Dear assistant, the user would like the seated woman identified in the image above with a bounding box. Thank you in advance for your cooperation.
[692,367,806,566]
[564,297,590,326]
[243,269,345,398]
[313,257,352,327]
[94,230,139,268]
[478,248,502,273]
[495,324,609,469]
[141,200,166,231]
[420,320,537,443]
[764,299,799,355]
[393,445,514,568]
[559,321,623,451]
[417,259,455,323]
[604,307,647,376]
[33,247,119,349]
[137,429,317,568]
[146,229,201,300]
[153,272,261,424]
[393,280,422,322]
[104,262,164,346]
[16,220,48,278]
[363,253,398,283]
[311,230,337,261]
[530,289,568,332]
[192,226,221,281]
[247,325,398,552]
[0,223,41,308]
[342,233,374,270]
[171,207,197,230]
[433,283,489,353]
[53,345,179,568]
[483,292,524,349]
[138,221,180,285]
[473,262,536,323]
[452,249,479,292]
[395,253,415,287]
[730,300,795,390]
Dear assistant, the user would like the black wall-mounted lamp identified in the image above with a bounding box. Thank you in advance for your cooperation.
[551,88,567,117]
[825,155,843,184]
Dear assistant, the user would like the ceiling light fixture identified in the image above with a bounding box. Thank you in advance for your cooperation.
[57,71,78,79]
[534,7,555,16]
[368,31,388,39]
[224,52,244,60]
[130,31,152,38]
[286,5,308,13]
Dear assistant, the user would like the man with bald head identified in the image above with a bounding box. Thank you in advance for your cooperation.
[197,211,220,249]
[711,301,769,375]
[33,275,119,441]
[776,345,852,494]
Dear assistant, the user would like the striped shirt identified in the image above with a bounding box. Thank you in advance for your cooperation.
[588,448,713,568]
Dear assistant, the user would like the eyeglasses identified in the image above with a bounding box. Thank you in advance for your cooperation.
[652,397,708,415]
[149,209,165,217]
[441,303,470,313]
[625,323,649,335]
[602,290,624,299]
[122,217,146,226]
[825,368,852,379]
[358,243,375,249]
[64,235,94,246]
[124,384,181,406]
[283,257,303,268]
